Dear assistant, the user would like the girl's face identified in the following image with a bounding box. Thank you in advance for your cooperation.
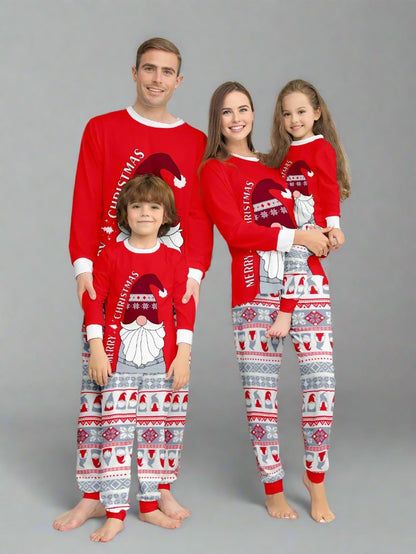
[220,91,254,146]
[281,91,321,141]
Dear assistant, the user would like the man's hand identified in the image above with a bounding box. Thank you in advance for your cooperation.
[182,278,200,306]
[77,272,96,306]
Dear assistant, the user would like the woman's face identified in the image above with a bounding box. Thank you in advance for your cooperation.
[220,91,254,145]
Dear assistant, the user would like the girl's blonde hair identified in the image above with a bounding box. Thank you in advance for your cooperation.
[265,79,351,201]
[202,81,255,163]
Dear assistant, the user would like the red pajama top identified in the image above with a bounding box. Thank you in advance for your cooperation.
[69,108,213,279]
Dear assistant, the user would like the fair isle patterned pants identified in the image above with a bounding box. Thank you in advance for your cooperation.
[232,273,335,485]
[76,328,188,506]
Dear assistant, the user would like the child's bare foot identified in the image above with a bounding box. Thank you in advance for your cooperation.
[303,473,335,523]
[158,488,190,519]
[90,518,125,542]
[53,498,106,531]
[265,492,298,519]
[265,312,291,338]
[139,508,182,529]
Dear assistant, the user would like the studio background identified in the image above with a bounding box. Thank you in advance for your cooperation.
[1,1,415,553]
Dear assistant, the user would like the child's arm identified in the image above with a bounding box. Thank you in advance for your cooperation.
[328,227,345,250]
[88,337,112,386]
[165,343,191,391]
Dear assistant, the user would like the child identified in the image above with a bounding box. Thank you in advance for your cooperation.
[265,78,350,340]
[263,79,351,521]
[82,174,195,542]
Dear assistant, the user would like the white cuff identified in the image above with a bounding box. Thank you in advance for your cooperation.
[177,329,193,345]
[74,257,93,278]
[277,228,295,252]
[326,216,340,229]
[187,268,203,284]
[86,324,103,340]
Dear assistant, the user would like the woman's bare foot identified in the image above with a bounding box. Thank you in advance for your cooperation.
[53,498,106,531]
[158,489,190,519]
[265,312,291,338]
[90,518,125,542]
[265,492,298,519]
[139,508,182,529]
[303,473,335,523]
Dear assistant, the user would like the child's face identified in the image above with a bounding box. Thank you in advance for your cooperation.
[127,201,165,242]
[282,92,321,142]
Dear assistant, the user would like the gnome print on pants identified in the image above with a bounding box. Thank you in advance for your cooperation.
[117,274,167,373]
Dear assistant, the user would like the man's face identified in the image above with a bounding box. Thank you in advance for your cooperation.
[132,49,182,110]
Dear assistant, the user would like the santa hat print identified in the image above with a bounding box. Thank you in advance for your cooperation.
[285,160,313,195]
[252,179,295,229]
[133,152,186,189]
[123,274,167,325]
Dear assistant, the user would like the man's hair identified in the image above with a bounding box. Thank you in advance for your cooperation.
[135,37,182,74]
[116,174,178,237]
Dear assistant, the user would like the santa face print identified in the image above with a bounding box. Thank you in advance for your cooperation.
[220,91,254,149]
[282,92,321,142]
[127,201,165,248]
[132,49,183,111]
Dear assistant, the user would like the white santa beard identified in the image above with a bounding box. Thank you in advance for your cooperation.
[294,194,314,226]
[120,320,166,367]
[257,250,285,280]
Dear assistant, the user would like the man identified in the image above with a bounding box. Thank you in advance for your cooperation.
[54,37,212,533]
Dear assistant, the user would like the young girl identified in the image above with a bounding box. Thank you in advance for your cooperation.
[199,82,332,522]
[265,80,350,346]
[82,174,195,541]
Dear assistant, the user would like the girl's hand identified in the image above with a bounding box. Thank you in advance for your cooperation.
[88,338,112,386]
[328,228,345,250]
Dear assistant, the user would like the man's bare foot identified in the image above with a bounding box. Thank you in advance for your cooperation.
[53,498,106,531]
[139,508,182,529]
[303,473,335,523]
[158,488,190,520]
[265,492,298,519]
[265,312,291,338]
[90,518,125,542]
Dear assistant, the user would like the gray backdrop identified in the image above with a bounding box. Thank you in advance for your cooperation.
[1,1,415,553]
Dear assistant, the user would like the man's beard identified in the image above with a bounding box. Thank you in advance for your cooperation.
[120,319,166,367]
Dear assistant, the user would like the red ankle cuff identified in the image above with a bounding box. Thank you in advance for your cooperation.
[158,483,170,490]
[106,510,126,521]
[83,492,100,500]
[139,500,158,513]
[264,479,283,495]
[306,470,325,483]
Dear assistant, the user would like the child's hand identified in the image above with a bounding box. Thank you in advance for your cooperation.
[328,228,345,251]
[88,338,112,386]
[166,344,191,391]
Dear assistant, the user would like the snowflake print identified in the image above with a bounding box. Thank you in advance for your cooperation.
[89,429,102,442]
[142,303,149,310]
[119,426,135,440]
[257,308,271,321]
[304,311,325,326]
[152,303,157,310]
[261,212,269,219]
[242,307,257,322]
[312,428,328,445]
[142,428,159,443]
[102,427,120,442]
[77,429,89,444]
[265,425,278,439]
[251,424,266,440]
[270,208,278,216]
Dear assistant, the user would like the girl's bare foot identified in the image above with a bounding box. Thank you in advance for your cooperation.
[303,473,335,523]
[158,489,190,519]
[90,518,124,542]
[53,498,106,531]
[265,312,291,338]
[265,492,298,519]
[139,508,182,529]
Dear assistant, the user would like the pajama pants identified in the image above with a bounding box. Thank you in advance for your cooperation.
[75,326,188,499]
[232,271,335,486]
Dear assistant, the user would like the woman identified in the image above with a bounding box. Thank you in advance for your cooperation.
[199,81,335,523]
